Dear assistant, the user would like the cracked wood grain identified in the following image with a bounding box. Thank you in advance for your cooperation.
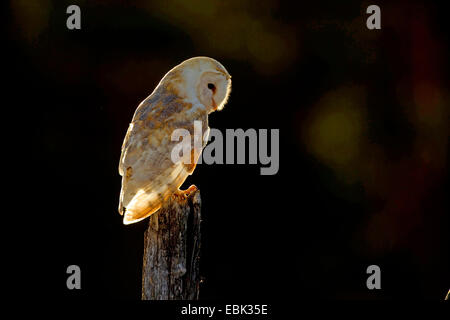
[141,189,201,300]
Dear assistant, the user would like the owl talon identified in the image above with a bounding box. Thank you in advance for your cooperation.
[184,184,198,196]
[172,185,198,201]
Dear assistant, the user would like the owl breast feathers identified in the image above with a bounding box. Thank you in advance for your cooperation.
[118,57,231,224]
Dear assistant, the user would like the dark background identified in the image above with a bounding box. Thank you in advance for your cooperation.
[5,0,448,300]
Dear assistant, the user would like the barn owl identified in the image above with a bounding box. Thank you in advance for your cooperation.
[118,57,232,225]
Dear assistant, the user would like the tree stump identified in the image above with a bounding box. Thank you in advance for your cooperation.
[141,189,201,300]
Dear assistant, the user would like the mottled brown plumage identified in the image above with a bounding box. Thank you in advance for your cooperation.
[118,57,231,224]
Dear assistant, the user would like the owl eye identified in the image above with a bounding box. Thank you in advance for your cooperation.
[207,83,216,92]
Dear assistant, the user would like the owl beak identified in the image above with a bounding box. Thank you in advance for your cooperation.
[212,98,218,111]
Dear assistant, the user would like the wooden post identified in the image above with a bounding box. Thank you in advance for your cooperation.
[141,189,201,300]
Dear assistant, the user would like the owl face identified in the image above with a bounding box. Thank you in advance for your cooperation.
[196,70,231,112]
[170,57,231,113]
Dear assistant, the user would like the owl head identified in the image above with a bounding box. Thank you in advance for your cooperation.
[166,57,232,113]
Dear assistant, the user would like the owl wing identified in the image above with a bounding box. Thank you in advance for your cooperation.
[118,89,207,225]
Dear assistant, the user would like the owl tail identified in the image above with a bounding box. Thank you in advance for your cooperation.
[120,163,188,225]
[121,187,167,225]
[123,205,161,225]
[118,176,160,223]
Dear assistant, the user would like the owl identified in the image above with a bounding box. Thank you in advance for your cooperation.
[118,57,232,224]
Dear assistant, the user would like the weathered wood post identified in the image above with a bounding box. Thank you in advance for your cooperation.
[141,189,202,300]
